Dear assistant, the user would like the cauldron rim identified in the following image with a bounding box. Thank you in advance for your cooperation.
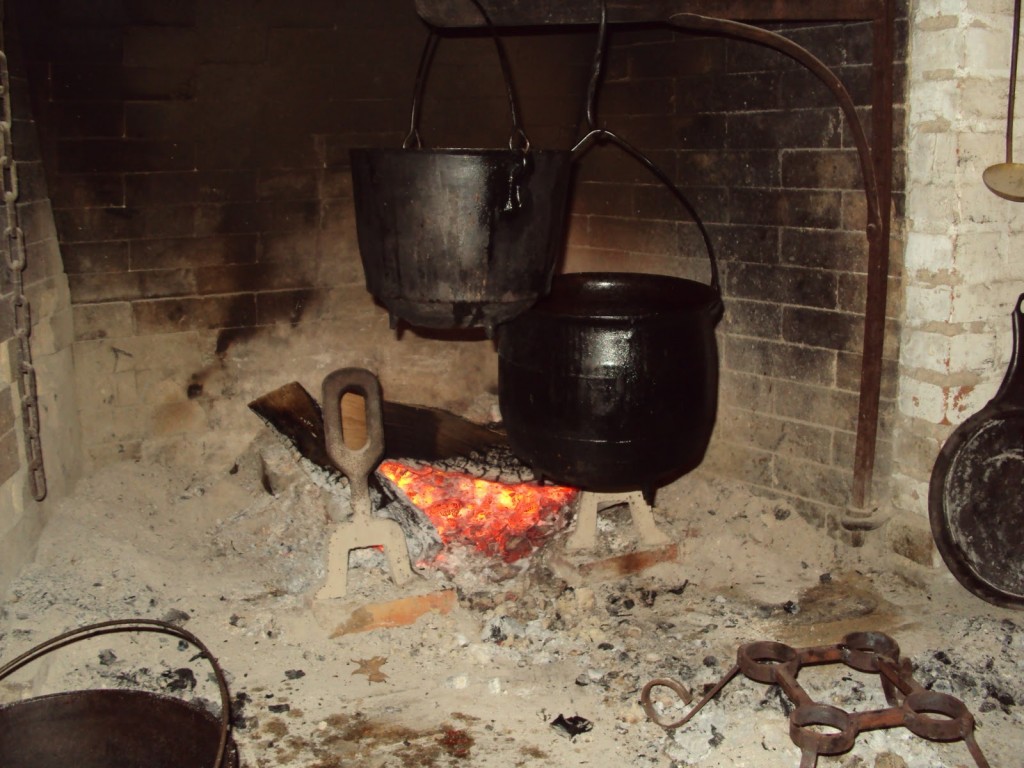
[518,271,721,322]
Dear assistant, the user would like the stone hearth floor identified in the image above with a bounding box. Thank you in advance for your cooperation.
[1,431,1021,768]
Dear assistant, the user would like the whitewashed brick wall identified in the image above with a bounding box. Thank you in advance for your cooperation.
[895,0,1024,517]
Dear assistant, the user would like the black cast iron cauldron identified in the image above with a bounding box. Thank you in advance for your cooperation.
[497,271,723,500]
[350,14,573,332]
[497,127,723,501]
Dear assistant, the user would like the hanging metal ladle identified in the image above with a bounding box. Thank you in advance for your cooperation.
[984,0,1024,200]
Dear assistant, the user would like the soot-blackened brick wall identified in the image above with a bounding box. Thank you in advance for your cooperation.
[32,0,426,337]
[15,0,594,468]
[13,0,906,521]
[564,13,906,520]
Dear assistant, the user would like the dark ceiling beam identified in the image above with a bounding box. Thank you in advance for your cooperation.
[415,0,886,27]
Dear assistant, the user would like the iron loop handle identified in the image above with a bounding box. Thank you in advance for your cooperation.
[789,704,857,757]
[901,691,976,743]
[582,1,608,133]
[403,0,529,153]
[0,618,233,768]
[321,367,386,521]
[571,128,721,298]
[736,640,800,684]
[570,1,720,302]
[839,630,901,674]
[403,31,440,149]
[639,677,694,729]
[992,292,1024,407]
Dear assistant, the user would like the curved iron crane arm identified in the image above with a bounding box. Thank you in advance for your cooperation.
[669,13,888,509]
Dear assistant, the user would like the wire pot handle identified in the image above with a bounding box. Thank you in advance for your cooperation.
[572,128,721,297]
[571,2,719,298]
[404,0,528,152]
[0,618,233,768]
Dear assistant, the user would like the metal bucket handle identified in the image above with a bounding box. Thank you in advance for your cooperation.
[0,618,233,768]
[570,1,720,299]
[403,0,529,152]
[571,128,721,300]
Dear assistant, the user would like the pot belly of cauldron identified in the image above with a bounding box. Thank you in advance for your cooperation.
[497,273,721,495]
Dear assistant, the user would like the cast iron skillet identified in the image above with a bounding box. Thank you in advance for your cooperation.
[929,293,1024,608]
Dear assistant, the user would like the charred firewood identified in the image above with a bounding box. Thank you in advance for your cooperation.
[248,381,509,471]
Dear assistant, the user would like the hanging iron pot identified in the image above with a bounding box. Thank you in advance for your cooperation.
[497,130,724,501]
[349,3,573,333]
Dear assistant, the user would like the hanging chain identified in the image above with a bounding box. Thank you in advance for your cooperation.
[0,45,46,501]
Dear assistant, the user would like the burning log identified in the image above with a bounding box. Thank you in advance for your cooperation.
[248,381,483,565]
[247,381,508,472]
[379,460,575,562]
[249,381,576,567]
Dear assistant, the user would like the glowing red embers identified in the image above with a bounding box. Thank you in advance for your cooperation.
[378,460,577,562]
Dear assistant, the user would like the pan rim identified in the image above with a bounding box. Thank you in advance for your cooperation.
[928,408,1024,609]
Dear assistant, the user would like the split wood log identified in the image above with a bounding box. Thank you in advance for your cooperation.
[248,381,509,472]
[251,381,509,562]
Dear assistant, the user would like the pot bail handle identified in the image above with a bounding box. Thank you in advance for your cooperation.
[582,0,608,134]
[571,2,719,299]
[572,128,721,298]
[402,31,439,150]
[0,618,234,768]
[403,0,530,153]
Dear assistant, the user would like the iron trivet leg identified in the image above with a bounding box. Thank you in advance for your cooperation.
[316,368,416,599]
[566,490,671,551]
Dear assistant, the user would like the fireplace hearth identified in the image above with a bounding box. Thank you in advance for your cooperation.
[4,0,1024,765]
[1,445,1021,767]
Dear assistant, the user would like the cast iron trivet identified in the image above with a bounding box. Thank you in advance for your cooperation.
[640,632,990,768]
